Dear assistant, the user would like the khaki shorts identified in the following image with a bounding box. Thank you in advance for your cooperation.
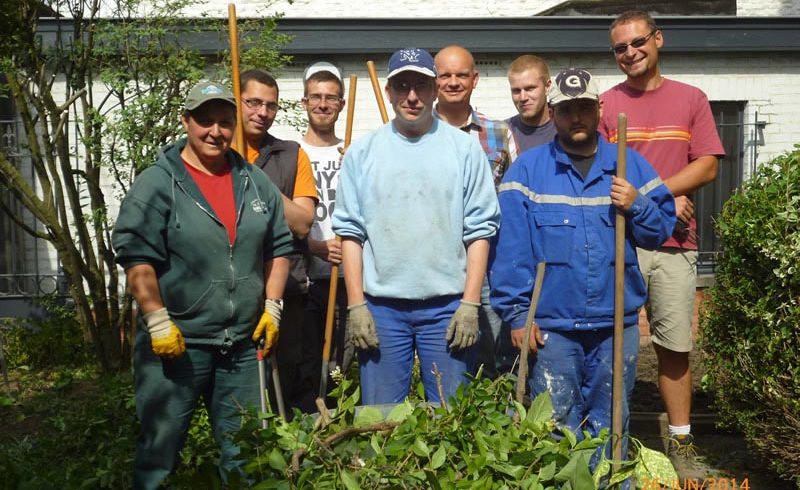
[636,248,697,352]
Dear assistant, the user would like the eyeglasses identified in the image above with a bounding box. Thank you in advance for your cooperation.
[242,98,280,112]
[303,94,342,105]
[388,79,435,95]
[611,30,657,55]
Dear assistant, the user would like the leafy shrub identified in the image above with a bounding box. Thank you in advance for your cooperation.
[0,364,225,489]
[180,375,645,490]
[1,294,91,369]
[0,367,136,489]
[701,145,800,487]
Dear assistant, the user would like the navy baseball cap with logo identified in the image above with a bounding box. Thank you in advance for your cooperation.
[184,81,237,111]
[547,68,600,106]
[387,48,437,79]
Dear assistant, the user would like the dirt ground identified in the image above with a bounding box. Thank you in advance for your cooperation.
[631,338,793,489]
[631,340,712,414]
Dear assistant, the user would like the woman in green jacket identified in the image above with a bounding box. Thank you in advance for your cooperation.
[112,81,293,489]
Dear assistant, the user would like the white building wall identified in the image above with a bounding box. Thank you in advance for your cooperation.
[191,0,562,18]
[197,0,797,18]
[19,0,800,281]
[737,0,800,16]
[269,51,800,174]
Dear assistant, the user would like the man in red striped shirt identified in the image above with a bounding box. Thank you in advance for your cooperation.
[599,10,725,481]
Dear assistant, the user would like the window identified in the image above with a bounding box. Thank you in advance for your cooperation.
[696,101,746,273]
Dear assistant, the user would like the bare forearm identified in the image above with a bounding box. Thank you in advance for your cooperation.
[126,264,163,314]
[308,239,326,258]
[281,195,314,239]
[342,238,365,305]
[664,155,718,197]
[463,238,489,304]
[265,256,289,299]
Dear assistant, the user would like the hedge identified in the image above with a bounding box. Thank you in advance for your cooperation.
[701,145,800,487]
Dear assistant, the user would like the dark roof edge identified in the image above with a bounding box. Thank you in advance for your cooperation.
[36,16,800,54]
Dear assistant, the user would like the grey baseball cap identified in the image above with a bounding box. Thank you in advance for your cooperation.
[547,68,600,106]
[184,81,237,111]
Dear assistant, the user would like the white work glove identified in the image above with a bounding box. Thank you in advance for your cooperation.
[348,302,379,350]
[445,300,480,350]
[252,299,283,356]
[143,307,186,359]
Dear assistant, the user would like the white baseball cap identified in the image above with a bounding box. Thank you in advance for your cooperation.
[304,61,342,81]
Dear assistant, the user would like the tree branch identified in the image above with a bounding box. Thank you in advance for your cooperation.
[290,421,401,473]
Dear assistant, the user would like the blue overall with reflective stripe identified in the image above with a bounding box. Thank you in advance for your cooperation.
[489,135,675,332]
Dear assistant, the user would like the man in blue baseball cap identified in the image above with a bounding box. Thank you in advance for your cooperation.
[332,48,500,404]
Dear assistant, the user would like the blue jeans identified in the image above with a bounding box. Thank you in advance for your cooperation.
[132,330,259,490]
[358,295,475,405]
[528,325,639,439]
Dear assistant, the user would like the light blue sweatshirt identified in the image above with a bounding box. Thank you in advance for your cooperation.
[332,119,500,300]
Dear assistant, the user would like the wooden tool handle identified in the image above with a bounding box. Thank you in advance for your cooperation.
[366,60,389,124]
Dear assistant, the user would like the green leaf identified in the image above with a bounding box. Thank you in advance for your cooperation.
[555,452,594,490]
[340,469,360,490]
[412,437,431,457]
[386,400,414,422]
[562,427,577,448]
[527,392,554,427]
[592,457,611,488]
[370,433,383,456]
[424,470,443,490]
[354,406,384,427]
[490,462,525,479]
[538,460,556,481]
[431,445,447,469]
[634,445,678,486]
[267,448,287,471]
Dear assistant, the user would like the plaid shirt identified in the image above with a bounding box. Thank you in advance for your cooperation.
[436,108,517,187]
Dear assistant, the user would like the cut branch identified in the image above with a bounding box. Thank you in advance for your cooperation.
[290,421,400,473]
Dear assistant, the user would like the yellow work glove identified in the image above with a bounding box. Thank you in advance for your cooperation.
[252,299,283,356]
[143,307,186,359]
[445,300,480,350]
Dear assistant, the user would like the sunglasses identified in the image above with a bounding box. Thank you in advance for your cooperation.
[611,30,658,55]
[388,79,435,95]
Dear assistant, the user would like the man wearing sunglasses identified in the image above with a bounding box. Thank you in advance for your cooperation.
[332,48,500,405]
[237,69,320,414]
[599,10,725,481]
[299,61,353,408]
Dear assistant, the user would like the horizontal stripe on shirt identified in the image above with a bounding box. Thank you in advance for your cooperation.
[497,176,664,207]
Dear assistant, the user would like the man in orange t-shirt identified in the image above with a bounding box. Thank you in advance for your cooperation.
[237,69,320,414]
